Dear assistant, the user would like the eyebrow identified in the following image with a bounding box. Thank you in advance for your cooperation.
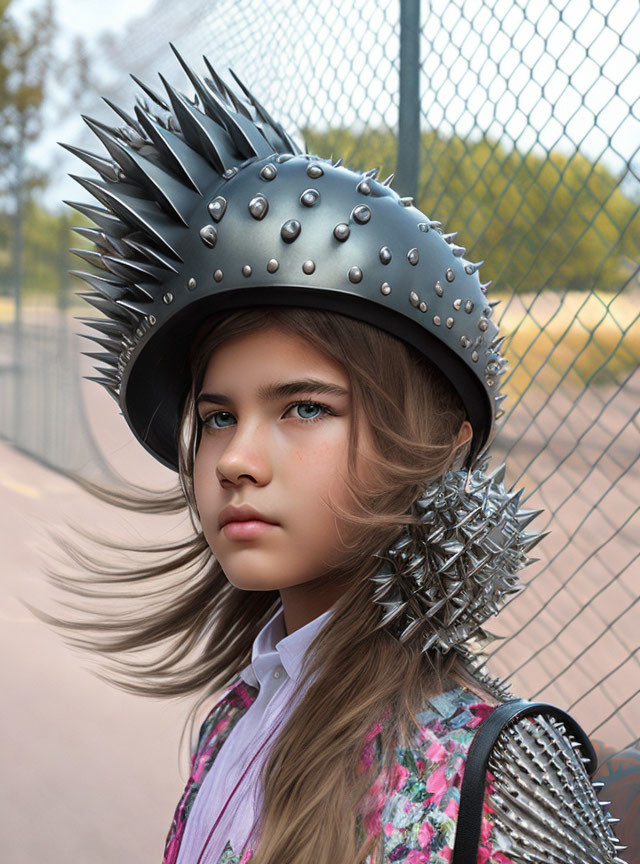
[196,378,350,407]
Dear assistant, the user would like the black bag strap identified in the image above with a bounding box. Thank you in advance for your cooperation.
[451,698,597,864]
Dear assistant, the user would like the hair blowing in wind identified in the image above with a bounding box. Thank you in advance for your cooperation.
[26,305,494,864]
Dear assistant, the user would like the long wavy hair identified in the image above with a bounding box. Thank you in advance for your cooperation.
[28,305,494,864]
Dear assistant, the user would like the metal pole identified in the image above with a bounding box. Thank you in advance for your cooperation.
[396,0,421,200]
[11,141,25,443]
[57,216,71,313]
[54,217,71,464]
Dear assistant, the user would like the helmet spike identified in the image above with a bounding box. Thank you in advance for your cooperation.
[70,270,128,301]
[58,141,120,183]
[115,296,152,318]
[121,236,180,274]
[78,331,122,353]
[100,254,165,286]
[158,72,235,173]
[168,44,268,160]
[225,65,282,133]
[238,88,301,152]
[90,364,121,383]
[133,106,210,194]
[465,260,484,275]
[63,199,128,237]
[220,77,253,121]
[81,350,120,369]
[70,247,109,271]
[129,72,170,111]
[81,115,146,169]
[75,316,127,338]
[74,289,133,322]
[74,266,154,305]
[101,96,146,138]
[197,79,272,160]
[202,58,239,103]
[83,116,199,226]
[70,174,185,261]
[83,374,120,395]
[70,225,125,256]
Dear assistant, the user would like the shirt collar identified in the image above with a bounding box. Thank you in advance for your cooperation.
[239,604,334,689]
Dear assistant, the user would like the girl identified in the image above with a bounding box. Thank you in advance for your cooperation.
[41,46,625,864]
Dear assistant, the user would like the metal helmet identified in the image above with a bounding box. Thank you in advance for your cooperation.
[62,44,507,472]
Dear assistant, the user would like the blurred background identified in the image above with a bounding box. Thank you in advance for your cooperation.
[1,0,638,861]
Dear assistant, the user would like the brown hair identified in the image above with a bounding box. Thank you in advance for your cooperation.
[28,305,492,864]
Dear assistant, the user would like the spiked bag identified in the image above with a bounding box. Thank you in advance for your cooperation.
[452,701,627,864]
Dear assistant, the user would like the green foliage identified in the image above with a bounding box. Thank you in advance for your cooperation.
[0,0,55,199]
[0,200,84,298]
[20,200,74,297]
[303,126,640,294]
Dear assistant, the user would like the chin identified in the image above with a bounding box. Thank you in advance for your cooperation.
[221,564,313,593]
[227,580,284,593]
[221,568,286,592]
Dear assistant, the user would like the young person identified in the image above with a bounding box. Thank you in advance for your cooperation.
[47,45,625,864]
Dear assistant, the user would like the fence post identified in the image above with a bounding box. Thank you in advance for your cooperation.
[11,147,25,443]
[57,216,71,313]
[396,0,421,199]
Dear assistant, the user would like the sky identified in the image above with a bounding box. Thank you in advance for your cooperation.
[9,0,159,207]
[12,0,158,40]
[9,0,640,210]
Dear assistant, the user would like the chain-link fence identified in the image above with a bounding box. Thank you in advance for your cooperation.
[7,0,639,750]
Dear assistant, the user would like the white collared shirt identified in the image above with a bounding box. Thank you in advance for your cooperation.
[176,603,334,863]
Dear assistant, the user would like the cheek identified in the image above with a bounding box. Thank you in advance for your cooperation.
[290,439,350,517]
[193,445,217,513]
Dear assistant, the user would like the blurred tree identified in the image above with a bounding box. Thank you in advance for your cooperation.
[0,1,98,299]
[0,0,56,301]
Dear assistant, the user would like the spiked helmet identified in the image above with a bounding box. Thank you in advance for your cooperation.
[62,44,508,473]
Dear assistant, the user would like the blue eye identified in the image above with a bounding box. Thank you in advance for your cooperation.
[293,402,324,420]
[205,410,235,429]
[199,400,333,430]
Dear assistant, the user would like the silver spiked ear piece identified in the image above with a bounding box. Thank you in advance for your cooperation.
[370,455,547,657]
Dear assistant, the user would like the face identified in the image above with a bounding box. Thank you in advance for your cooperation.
[193,324,373,597]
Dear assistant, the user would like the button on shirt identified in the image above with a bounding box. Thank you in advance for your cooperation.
[176,604,335,864]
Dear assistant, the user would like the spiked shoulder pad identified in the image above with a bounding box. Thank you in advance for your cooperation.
[486,713,626,863]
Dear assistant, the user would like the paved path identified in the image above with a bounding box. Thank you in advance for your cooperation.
[1,440,194,863]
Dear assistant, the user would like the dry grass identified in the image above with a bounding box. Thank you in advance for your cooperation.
[495,289,640,397]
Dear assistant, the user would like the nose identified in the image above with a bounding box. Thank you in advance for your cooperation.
[215,419,273,486]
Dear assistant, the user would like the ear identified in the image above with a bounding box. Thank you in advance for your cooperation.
[456,420,473,449]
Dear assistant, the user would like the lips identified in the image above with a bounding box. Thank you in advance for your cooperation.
[218,503,278,529]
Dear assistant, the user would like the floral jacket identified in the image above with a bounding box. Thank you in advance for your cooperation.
[161,678,516,864]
